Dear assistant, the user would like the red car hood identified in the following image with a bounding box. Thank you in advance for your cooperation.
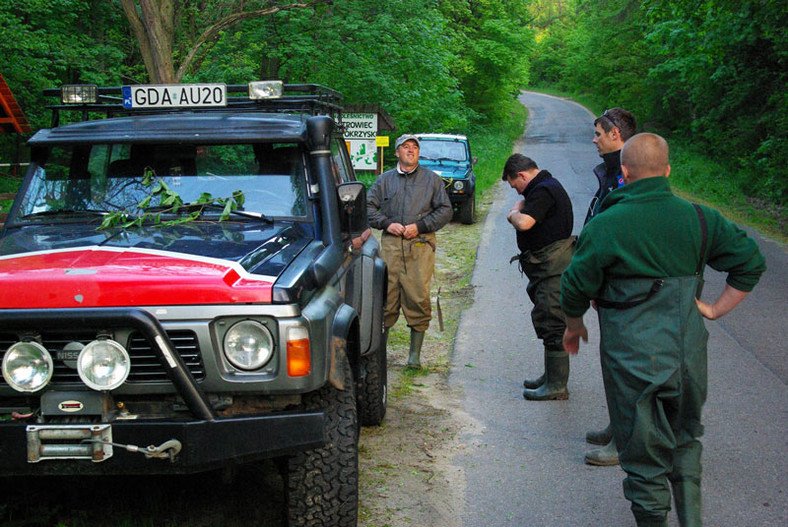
[0,246,274,308]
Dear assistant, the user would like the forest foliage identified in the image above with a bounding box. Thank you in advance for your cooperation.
[1,0,785,215]
[529,0,788,212]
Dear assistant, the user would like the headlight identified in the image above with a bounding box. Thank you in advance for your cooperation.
[2,341,53,393]
[248,80,283,100]
[453,180,464,191]
[77,339,130,391]
[223,320,274,370]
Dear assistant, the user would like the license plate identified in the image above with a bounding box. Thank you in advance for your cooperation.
[122,83,227,109]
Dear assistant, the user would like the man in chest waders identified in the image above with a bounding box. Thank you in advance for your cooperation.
[367,134,453,368]
[503,154,575,401]
[560,133,765,526]
[583,107,637,467]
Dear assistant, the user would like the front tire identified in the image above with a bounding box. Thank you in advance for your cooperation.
[458,194,476,224]
[283,351,358,526]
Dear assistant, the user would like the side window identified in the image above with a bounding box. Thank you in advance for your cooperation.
[330,137,353,184]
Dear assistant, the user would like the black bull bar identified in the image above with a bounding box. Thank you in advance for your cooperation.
[0,307,325,474]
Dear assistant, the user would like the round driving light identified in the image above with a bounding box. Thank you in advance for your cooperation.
[223,320,274,371]
[453,180,464,191]
[1,341,53,393]
[77,339,130,391]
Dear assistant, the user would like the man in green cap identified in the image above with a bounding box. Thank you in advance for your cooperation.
[561,133,765,526]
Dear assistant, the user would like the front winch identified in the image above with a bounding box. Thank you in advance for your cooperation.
[26,424,113,462]
[26,424,182,463]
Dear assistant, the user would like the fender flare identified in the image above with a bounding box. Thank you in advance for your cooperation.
[330,303,360,390]
[368,256,387,354]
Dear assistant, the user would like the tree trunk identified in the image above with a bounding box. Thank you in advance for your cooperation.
[120,0,176,83]
[119,0,326,84]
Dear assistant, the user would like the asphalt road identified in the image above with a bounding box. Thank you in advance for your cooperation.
[450,91,788,526]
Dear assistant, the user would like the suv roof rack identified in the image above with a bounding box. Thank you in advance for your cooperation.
[42,83,344,128]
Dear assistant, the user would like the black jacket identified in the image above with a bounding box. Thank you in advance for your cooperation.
[584,150,624,224]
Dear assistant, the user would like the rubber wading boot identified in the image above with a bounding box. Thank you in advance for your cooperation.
[522,373,545,390]
[671,479,702,527]
[407,329,425,368]
[634,518,668,527]
[522,350,569,400]
[584,437,619,466]
[586,423,614,445]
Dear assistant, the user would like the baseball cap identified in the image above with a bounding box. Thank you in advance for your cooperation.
[395,134,420,149]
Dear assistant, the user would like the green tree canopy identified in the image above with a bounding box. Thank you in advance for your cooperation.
[530,0,788,208]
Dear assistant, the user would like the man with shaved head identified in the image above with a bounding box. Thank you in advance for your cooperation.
[620,132,671,179]
[560,133,766,526]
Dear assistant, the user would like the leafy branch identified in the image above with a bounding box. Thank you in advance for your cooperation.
[98,168,245,230]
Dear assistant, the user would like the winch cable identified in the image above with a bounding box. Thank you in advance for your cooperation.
[81,438,182,461]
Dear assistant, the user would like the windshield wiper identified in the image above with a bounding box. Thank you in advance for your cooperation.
[21,209,110,220]
[196,203,274,223]
[421,156,462,164]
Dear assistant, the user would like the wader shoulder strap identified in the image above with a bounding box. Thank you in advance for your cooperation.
[596,205,708,310]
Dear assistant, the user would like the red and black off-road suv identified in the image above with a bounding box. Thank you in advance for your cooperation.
[0,82,387,526]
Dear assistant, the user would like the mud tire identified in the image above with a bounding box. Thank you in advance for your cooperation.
[457,194,476,224]
[283,351,358,527]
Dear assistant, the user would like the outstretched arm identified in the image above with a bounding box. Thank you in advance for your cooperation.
[695,284,749,320]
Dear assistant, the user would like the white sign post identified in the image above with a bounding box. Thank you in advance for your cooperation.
[344,113,378,171]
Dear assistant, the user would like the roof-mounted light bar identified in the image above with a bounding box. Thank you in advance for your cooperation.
[61,84,98,104]
[248,81,283,100]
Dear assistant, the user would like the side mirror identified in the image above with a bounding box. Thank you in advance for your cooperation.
[471,156,478,165]
[337,181,368,238]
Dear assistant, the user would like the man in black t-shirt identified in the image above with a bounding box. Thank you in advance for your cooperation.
[503,154,575,400]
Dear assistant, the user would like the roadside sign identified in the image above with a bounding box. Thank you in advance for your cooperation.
[344,113,379,171]
[343,113,378,140]
[375,136,389,147]
[122,84,227,109]
[347,140,377,170]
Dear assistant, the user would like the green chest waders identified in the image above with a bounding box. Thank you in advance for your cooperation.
[594,205,708,526]
[513,237,576,400]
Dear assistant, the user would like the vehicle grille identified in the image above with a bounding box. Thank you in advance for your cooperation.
[0,329,204,385]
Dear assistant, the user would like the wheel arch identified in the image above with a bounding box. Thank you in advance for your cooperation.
[330,303,361,390]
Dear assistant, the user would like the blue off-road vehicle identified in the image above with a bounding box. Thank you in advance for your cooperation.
[0,81,388,526]
[417,133,477,224]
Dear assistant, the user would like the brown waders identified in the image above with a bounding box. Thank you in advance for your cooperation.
[515,237,575,401]
[598,275,707,526]
[381,232,436,367]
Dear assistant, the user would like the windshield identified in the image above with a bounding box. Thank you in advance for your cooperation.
[15,142,309,222]
[419,140,468,162]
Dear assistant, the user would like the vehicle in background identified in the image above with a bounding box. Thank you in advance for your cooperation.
[417,133,477,224]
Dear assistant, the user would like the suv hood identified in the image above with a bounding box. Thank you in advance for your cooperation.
[0,222,311,308]
[419,161,471,180]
